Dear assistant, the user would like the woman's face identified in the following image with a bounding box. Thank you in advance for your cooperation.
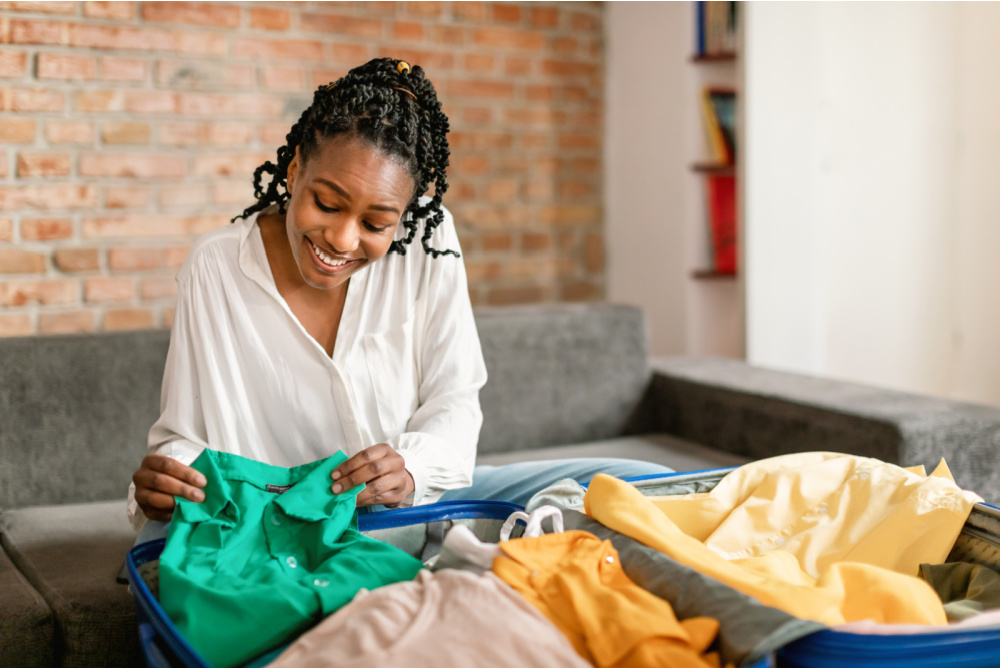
[284,133,415,291]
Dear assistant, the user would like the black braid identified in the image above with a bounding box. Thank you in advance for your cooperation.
[234,57,458,259]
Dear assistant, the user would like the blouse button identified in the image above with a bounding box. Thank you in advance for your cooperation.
[774,537,786,546]
[286,556,298,569]
[313,578,330,587]
[858,472,870,480]
[271,514,283,526]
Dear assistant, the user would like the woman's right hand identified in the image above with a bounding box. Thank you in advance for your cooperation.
[132,454,207,522]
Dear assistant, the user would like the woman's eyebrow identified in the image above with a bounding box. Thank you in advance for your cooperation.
[312,177,401,214]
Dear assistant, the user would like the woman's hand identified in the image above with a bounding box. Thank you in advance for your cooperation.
[132,454,207,522]
[332,443,415,507]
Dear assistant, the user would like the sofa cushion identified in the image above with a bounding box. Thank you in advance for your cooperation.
[0,501,141,667]
[0,330,170,509]
[0,545,55,667]
[475,303,651,454]
[476,433,750,472]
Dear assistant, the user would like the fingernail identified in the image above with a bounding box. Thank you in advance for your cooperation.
[194,491,205,502]
[331,471,341,480]
[332,483,342,494]
[195,474,207,487]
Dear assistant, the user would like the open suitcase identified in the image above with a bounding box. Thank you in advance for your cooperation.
[622,468,1000,668]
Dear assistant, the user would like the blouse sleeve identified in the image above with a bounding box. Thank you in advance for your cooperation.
[126,272,209,531]
[386,208,488,505]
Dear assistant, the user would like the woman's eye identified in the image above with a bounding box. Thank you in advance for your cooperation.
[364,222,389,234]
[313,195,338,213]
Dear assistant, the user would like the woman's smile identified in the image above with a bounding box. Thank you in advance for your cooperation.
[305,236,360,275]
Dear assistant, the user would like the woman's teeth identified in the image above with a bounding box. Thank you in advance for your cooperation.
[311,239,348,267]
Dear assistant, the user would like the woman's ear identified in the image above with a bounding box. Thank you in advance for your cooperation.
[286,146,301,193]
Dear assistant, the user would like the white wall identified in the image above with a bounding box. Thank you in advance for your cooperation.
[745,2,1000,406]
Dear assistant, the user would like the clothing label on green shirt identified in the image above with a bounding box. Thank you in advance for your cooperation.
[158,449,423,667]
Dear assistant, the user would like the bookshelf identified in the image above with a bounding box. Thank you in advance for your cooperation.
[687,0,745,358]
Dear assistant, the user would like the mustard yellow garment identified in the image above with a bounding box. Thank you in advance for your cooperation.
[492,530,722,668]
[585,452,982,627]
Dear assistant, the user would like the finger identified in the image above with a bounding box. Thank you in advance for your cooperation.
[146,455,207,488]
[135,468,205,503]
[143,507,174,523]
[332,444,390,483]
[135,488,178,513]
[356,480,409,508]
[333,458,391,495]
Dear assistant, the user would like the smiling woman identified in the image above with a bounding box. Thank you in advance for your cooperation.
[127,58,671,539]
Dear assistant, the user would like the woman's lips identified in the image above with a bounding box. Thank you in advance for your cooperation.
[306,237,358,275]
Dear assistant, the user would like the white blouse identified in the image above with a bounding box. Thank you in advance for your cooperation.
[127,205,488,530]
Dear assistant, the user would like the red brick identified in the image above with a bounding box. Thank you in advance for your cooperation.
[53,248,99,272]
[176,92,282,118]
[522,232,551,251]
[73,89,122,112]
[124,90,175,113]
[100,57,146,82]
[80,153,184,179]
[558,180,594,198]
[461,107,492,124]
[0,248,45,273]
[376,46,455,71]
[300,13,382,38]
[434,25,464,45]
[540,204,600,225]
[22,215,75,243]
[482,233,512,251]
[562,85,589,102]
[492,3,520,23]
[39,310,95,334]
[488,285,545,306]
[542,60,597,77]
[104,184,149,209]
[464,54,494,72]
[456,155,490,175]
[452,2,484,21]
[10,19,66,45]
[393,21,423,41]
[525,180,555,200]
[447,79,514,99]
[193,152,269,178]
[0,184,97,210]
[570,11,600,31]
[37,53,96,80]
[160,122,253,146]
[573,157,600,172]
[531,7,560,27]
[44,119,90,144]
[16,152,70,177]
[249,8,290,31]
[449,182,476,202]
[85,276,133,303]
[0,313,32,337]
[464,260,502,282]
[449,131,513,150]
[505,57,531,76]
[82,214,189,239]
[0,117,35,143]
[83,2,136,20]
[102,121,150,145]
[141,2,240,28]
[106,247,158,271]
[3,2,75,14]
[164,246,189,268]
[560,281,601,302]
[521,133,548,149]
[584,233,605,272]
[526,85,554,101]
[261,65,305,92]
[473,27,545,50]
[260,123,289,146]
[485,178,518,202]
[104,308,154,331]
[67,24,227,55]
[0,86,64,111]
[558,134,600,150]
[552,37,578,54]
[212,180,254,205]
[159,183,206,209]
[330,43,370,64]
[505,108,566,125]
[0,218,11,242]
[0,50,27,77]
[140,276,177,300]
[157,60,255,90]
[407,2,441,16]
[162,306,175,328]
[0,279,76,307]
[186,214,230,236]
[233,37,323,61]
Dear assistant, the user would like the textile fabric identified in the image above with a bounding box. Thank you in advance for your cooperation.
[492,530,721,668]
[269,569,590,668]
[158,450,423,667]
[128,201,487,530]
[920,562,1000,622]
[584,453,980,625]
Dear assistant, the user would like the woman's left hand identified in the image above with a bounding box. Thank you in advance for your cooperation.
[331,443,415,507]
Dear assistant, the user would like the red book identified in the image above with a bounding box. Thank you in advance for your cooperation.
[707,175,737,274]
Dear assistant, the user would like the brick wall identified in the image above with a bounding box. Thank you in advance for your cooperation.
[0,1,604,336]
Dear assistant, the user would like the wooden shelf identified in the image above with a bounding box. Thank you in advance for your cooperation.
[691,162,735,176]
[691,52,737,63]
[692,269,737,280]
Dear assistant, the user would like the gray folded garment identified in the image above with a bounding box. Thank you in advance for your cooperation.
[920,562,1000,622]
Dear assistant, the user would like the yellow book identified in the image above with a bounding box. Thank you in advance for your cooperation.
[700,88,728,164]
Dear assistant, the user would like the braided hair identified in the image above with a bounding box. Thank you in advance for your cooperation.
[234,57,457,258]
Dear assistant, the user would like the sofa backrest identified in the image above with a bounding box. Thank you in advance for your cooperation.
[0,303,651,509]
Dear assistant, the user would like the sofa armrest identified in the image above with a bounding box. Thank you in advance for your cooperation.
[637,356,1000,499]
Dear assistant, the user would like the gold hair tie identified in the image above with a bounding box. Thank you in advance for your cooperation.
[393,87,418,101]
[397,61,411,74]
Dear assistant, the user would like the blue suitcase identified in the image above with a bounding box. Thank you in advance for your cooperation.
[621,468,1000,668]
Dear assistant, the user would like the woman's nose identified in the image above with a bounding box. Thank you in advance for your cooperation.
[325,219,361,254]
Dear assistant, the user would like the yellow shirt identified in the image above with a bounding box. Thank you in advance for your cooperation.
[492,531,721,668]
[585,452,982,627]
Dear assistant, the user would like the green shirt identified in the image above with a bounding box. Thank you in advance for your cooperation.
[159,449,423,667]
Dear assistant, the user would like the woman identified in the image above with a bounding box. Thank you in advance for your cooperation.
[129,58,670,541]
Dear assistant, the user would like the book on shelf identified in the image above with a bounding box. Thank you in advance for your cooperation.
[695,1,738,57]
[700,87,736,165]
[706,174,737,274]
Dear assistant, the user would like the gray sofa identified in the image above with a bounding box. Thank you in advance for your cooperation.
[3,303,999,667]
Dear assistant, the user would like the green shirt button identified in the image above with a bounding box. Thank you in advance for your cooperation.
[271,514,283,526]
[285,556,298,569]
[313,578,330,587]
